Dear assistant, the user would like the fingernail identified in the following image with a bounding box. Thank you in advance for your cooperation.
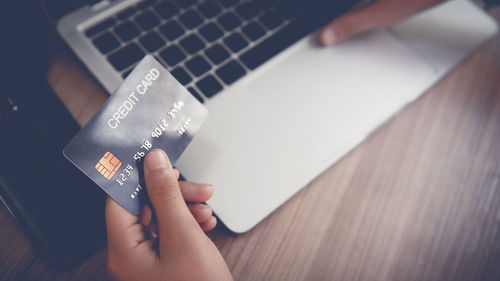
[146,150,168,171]
[203,184,214,195]
[322,28,337,45]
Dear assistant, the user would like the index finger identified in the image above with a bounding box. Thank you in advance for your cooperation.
[320,0,443,45]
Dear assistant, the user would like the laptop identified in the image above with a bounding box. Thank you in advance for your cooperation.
[54,0,498,233]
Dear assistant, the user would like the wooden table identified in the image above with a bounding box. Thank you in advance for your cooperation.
[1,7,500,281]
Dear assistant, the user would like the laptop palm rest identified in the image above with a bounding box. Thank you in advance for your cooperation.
[176,0,498,233]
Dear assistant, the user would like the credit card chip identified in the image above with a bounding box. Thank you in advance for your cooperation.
[95,152,122,180]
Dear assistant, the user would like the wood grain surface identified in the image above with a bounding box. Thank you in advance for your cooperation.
[1,6,500,281]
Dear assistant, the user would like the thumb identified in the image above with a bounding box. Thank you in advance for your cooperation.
[144,149,201,253]
[319,0,443,45]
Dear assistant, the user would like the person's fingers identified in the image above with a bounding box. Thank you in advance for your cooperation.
[173,168,180,180]
[179,181,214,203]
[148,220,158,238]
[143,221,159,240]
[144,149,202,254]
[319,0,443,45]
[187,204,213,224]
[105,196,144,253]
[200,216,217,232]
[139,204,153,227]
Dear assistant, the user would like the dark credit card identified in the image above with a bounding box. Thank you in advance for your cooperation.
[64,55,208,215]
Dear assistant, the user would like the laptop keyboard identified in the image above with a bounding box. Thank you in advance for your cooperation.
[86,0,303,102]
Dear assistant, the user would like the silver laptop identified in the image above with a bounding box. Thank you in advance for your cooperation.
[57,0,497,232]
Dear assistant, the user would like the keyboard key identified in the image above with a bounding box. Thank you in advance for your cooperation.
[114,21,141,42]
[242,21,266,41]
[185,55,211,77]
[179,34,205,54]
[135,11,160,31]
[259,11,283,30]
[159,45,186,66]
[235,2,259,20]
[198,1,222,18]
[179,9,204,29]
[205,44,230,64]
[216,60,246,85]
[108,43,145,71]
[159,21,185,40]
[92,32,120,54]
[223,33,248,52]
[188,87,204,103]
[240,22,302,70]
[217,12,241,31]
[171,67,193,85]
[175,0,197,9]
[154,1,180,19]
[199,23,223,42]
[117,7,136,20]
[137,0,155,10]
[253,0,272,9]
[139,31,165,52]
[275,3,302,20]
[122,68,133,79]
[149,56,167,70]
[196,75,223,97]
[217,0,238,8]
[85,18,116,37]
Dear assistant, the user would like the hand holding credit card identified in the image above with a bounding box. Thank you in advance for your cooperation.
[64,55,208,215]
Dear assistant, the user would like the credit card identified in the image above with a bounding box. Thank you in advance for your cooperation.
[63,55,208,215]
